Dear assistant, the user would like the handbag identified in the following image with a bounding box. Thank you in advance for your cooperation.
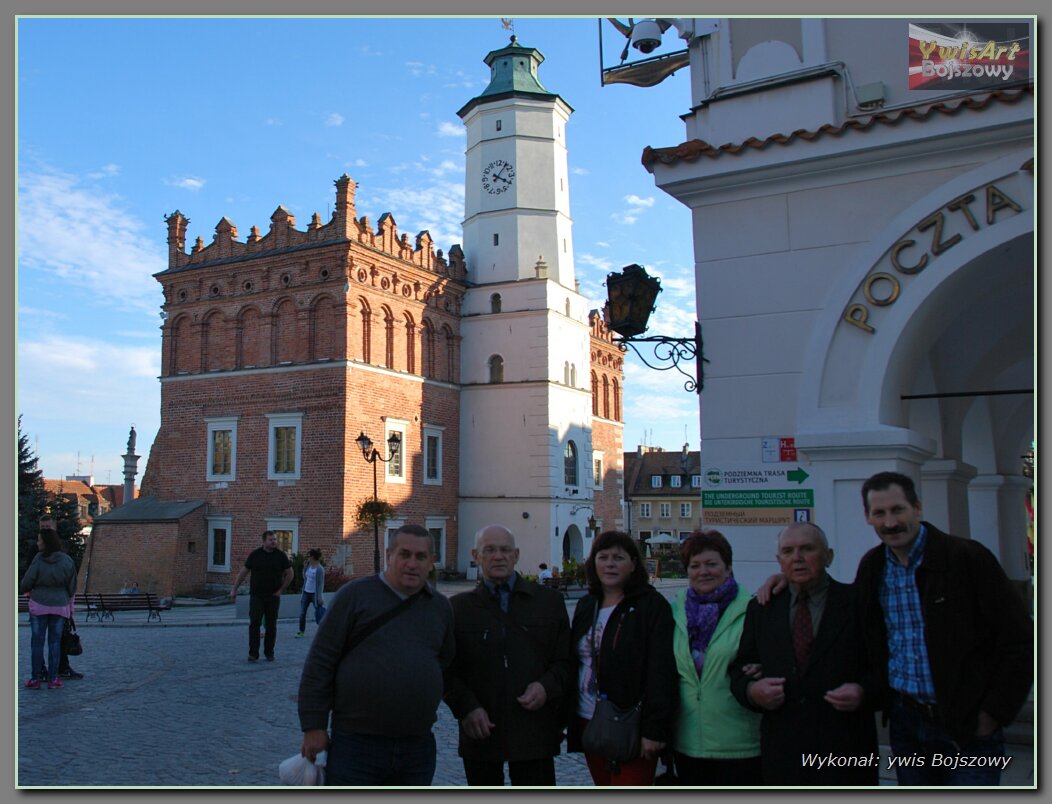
[580,601,642,763]
[61,617,83,656]
[582,696,642,762]
[314,604,326,624]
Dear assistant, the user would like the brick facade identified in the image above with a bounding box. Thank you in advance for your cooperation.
[86,174,624,597]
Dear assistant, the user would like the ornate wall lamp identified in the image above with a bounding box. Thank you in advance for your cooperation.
[604,263,706,394]
[355,430,402,573]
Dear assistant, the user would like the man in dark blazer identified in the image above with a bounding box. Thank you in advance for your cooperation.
[443,525,571,786]
[730,522,878,786]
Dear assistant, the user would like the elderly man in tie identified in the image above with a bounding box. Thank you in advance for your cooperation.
[729,522,878,786]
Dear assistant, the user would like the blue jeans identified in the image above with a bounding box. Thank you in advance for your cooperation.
[298,591,321,633]
[889,696,1006,785]
[30,614,64,681]
[326,730,436,786]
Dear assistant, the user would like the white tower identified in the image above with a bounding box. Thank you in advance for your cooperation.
[457,37,595,573]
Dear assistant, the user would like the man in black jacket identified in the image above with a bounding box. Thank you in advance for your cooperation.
[444,525,571,786]
[731,522,878,786]
[856,471,1032,785]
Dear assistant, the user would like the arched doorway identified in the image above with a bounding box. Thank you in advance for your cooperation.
[562,524,584,563]
[796,152,1033,579]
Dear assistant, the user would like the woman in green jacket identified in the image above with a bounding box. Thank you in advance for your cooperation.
[671,530,761,785]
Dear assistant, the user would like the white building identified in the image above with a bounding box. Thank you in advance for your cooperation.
[638,18,1034,589]
[458,37,600,573]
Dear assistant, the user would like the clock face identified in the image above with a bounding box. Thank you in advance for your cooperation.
[481,159,516,195]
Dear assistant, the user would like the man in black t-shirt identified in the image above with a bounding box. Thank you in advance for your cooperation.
[230,530,293,662]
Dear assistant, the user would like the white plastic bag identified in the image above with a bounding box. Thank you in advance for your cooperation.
[278,751,327,785]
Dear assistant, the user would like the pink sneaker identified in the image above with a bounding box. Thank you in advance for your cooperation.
[47,678,64,689]
[24,678,40,689]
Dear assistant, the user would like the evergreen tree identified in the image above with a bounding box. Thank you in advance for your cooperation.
[17,416,47,579]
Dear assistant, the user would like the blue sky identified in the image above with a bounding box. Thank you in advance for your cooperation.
[17,16,702,485]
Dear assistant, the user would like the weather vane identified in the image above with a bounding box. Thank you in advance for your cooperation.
[501,18,514,34]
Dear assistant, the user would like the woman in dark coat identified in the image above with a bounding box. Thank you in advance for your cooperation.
[567,531,677,786]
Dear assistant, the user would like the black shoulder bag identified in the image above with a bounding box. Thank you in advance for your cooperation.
[580,601,642,764]
[340,591,421,661]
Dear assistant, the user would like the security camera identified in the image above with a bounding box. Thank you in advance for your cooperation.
[630,19,664,54]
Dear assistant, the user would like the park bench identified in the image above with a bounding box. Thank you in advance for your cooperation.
[18,595,89,614]
[81,592,172,623]
[541,576,572,596]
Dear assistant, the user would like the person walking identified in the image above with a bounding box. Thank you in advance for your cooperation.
[297,549,326,637]
[444,525,571,786]
[229,530,293,662]
[567,530,677,786]
[20,526,78,690]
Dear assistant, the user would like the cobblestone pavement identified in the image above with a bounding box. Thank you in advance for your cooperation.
[16,612,594,788]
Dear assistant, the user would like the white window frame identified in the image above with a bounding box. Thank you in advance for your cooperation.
[426,516,447,568]
[680,502,692,518]
[385,419,408,484]
[660,502,672,519]
[592,452,604,490]
[206,516,232,572]
[267,412,303,481]
[670,475,682,488]
[423,425,444,486]
[205,416,238,482]
[691,474,702,488]
[265,517,300,556]
[651,475,662,488]
[639,502,651,518]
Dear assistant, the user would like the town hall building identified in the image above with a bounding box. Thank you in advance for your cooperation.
[85,37,625,597]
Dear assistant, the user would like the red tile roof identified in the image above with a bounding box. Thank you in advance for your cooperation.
[642,85,1033,170]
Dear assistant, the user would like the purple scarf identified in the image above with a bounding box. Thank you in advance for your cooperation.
[685,575,738,676]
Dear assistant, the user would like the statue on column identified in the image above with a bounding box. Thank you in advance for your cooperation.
[127,425,137,454]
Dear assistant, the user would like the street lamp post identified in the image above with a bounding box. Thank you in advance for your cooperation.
[355,430,402,573]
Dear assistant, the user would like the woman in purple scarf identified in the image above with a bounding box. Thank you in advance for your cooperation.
[669,530,761,785]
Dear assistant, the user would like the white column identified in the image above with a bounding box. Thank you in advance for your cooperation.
[968,474,1031,580]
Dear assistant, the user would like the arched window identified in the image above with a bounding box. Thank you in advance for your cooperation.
[612,378,621,421]
[564,440,578,486]
[591,371,598,415]
[421,319,435,378]
[602,375,610,419]
[489,354,504,384]
[383,307,395,369]
[491,293,502,313]
[359,299,372,363]
[404,313,416,374]
[444,325,456,382]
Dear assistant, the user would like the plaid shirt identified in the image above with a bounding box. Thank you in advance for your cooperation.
[880,525,937,702]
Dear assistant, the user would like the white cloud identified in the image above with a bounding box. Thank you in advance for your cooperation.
[572,166,589,176]
[367,179,466,251]
[87,163,120,179]
[349,158,368,168]
[612,211,639,225]
[437,121,464,138]
[17,166,166,315]
[264,117,282,126]
[167,175,206,191]
[596,241,610,248]
[325,112,344,127]
[577,252,615,273]
[406,60,437,77]
[625,194,655,207]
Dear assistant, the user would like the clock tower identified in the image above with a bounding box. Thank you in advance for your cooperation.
[456,37,595,573]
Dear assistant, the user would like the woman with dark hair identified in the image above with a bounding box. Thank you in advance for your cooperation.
[20,527,78,690]
[670,529,761,784]
[567,531,677,785]
[296,548,326,637]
